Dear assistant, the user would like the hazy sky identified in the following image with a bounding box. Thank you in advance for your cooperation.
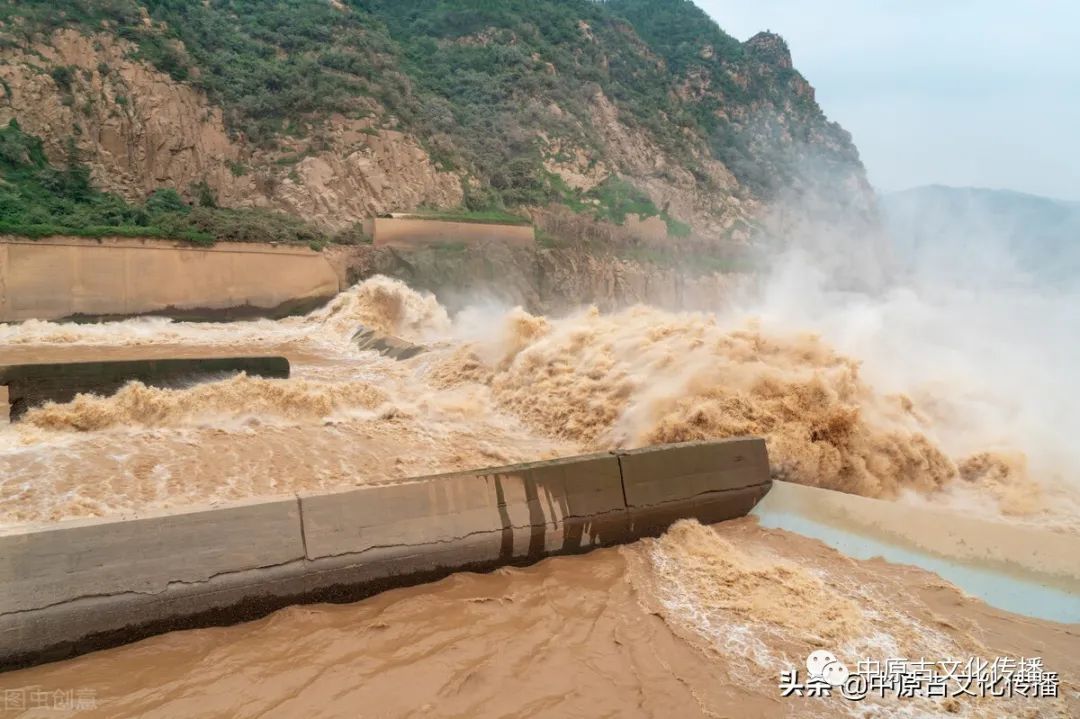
[696,0,1080,200]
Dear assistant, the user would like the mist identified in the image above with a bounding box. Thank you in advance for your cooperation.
[731,184,1080,513]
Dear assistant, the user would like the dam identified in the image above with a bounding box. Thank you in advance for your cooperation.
[0,236,340,322]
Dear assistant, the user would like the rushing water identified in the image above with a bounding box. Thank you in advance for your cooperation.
[2,277,1075,531]
[0,518,1075,718]
[0,277,1077,717]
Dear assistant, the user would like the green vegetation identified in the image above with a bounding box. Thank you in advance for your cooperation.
[663,214,692,238]
[606,0,856,197]
[605,0,745,78]
[0,0,861,235]
[0,0,855,209]
[329,222,373,245]
[0,119,326,245]
[617,244,759,275]
[535,228,564,249]
[366,0,705,208]
[588,176,662,225]
[555,175,693,238]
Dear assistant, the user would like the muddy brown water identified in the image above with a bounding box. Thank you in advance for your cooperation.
[0,277,1076,717]
[1,519,1075,718]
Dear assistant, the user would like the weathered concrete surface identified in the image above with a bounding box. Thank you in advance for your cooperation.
[617,438,770,505]
[0,237,340,322]
[617,438,772,536]
[371,217,534,249]
[1,356,290,422]
[0,439,770,670]
[0,497,303,614]
[301,453,627,565]
[0,497,303,662]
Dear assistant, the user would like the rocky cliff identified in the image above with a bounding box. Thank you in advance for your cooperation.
[323,240,753,316]
[0,1,880,312]
[0,29,461,226]
[0,0,871,243]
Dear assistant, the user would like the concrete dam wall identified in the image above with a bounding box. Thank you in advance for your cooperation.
[0,438,771,670]
[367,217,535,248]
[0,236,341,322]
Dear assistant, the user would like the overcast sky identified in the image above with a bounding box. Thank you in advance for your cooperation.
[696,0,1080,200]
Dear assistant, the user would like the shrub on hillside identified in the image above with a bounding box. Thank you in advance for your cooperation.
[0,119,326,246]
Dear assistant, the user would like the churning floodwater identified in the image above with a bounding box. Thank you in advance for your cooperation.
[1,275,1076,531]
[0,275,1077,717]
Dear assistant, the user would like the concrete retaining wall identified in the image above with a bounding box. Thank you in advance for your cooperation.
[752,481,1080,624]
[1,357,290,422]
[371,217,534,248]
[0,236,341,322]
[0,437,770,670]
[618,438,771,535]
[754,480,1080,585]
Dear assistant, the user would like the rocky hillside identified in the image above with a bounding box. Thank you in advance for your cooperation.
[0,0,871,250]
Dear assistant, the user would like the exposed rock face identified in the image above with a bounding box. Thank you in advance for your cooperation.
[270,120,463,229]
[542,142,607,193]
[0,31,248,204]
[585,90,752,241]
[323,242,753,316]
[536,248,752,313]
[0,31,461,228]
[0,0,876,254]
[744,32,794,70]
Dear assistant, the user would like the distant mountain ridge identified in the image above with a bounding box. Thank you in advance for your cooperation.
[880,185,1080,285]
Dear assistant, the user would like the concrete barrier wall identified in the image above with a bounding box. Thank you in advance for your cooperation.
[372,218,534,248]
[1,357,290,421]
[618,439,772,535]
[0,438,770,670]
[0,237,341,322]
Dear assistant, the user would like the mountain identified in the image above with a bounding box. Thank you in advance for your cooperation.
[0,0,871,249]
[880,185,1080,286]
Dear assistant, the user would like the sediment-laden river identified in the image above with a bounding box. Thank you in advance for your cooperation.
[0,277,1076,717]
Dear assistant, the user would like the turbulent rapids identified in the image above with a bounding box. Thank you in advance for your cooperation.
[1,276,1077,718]
[0,276,1069,529]
[1,517,1076,718]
